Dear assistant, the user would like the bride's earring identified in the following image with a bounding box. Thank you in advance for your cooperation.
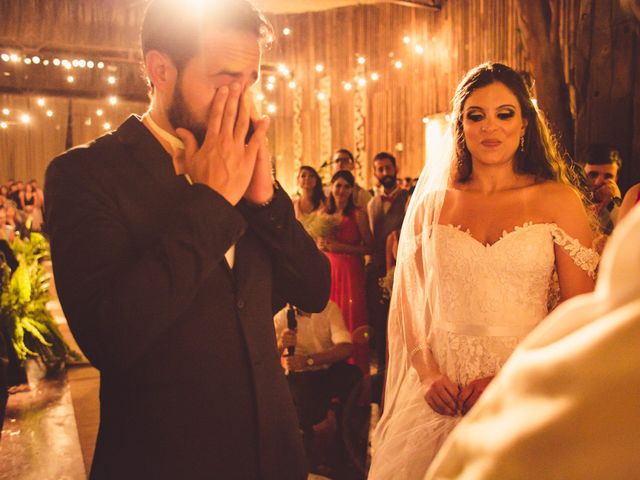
[519,135,525,152]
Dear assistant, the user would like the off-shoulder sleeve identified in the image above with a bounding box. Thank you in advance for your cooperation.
[550,224,600,279]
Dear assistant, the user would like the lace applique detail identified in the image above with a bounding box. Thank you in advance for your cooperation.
[550,226,600,279]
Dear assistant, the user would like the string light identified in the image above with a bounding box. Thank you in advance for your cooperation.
[357,56,366,65]
[265,83,275,91]
[316,91,327,101]
[67,75,75,83]
[96,109,104,117]
[108,96,118,105]
[394,60,403,69]
[357,77,367,87]
[46,110,53,117]
[97,62,105,69]
[422,116,430,124]
[266,103,277,114]
[107,76,117,85]
[415,45,424,54]
[32,56,41,64]
[0,122,7,129]
[370,72,380,81]
[277,64,290,77]
[84,118,92,126]
[24,58,32,65]
[53,58,61,66]
[315,63,324,73]
[282,27,291,36]
[20,114,31,124]
[0,54,9,62]
[72,59,79,67]
[403,36,411,44]
[42,60,49,66]
[87,60,95,69]
[2,108,9,115]
[103,122,111,130]
[255,92,265,102]
[288,80,297,89]
[267,75,276,84]
[10,54,19,62]
[78,59,86,68]
[343,82,353,91]
[36,98,45,107]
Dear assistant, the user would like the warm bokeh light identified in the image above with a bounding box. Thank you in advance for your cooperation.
[288,80,297,89]
[36,98,45,107]
[265,83,275,91]
[107,76,116,85]
[0,122,7,129]
[394,60,403,69]
[315,63,324,73]
[282,27,291,36]
[96,109,104,117]
[66,75,75,83]
[357,56,366,65]
[415,45,424,54]
[46,110,54,117]
[403,35,411,44]
[20,114,31,124]
[317,91,327,101]
[370,72,380,81]
[343,82,353,91]
[108,96,118,105]
[103,122,111,130]
[266,103,277,114]
[2,108,9,115]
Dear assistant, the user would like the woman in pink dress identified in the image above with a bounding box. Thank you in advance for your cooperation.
[319,170,373,374]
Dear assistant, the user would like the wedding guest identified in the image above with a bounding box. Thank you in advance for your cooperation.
[365,151,410,374]
[4,201,26,240]
[584,144,622,234]
[274,301,361,473]
[22,182,43,231]
[426,200,640,480]
[369,63,599,479]
[319,170,373,374]
[293,166,326,221]
[329,149,372,209]
[44,1,330,478]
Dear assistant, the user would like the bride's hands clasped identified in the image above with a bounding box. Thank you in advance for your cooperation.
[423,374,494,416]
[422,374,459,417]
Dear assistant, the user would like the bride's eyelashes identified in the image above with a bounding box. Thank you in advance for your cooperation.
[465,109,516,122]
[466,111,484,122]
[497,109,516,120]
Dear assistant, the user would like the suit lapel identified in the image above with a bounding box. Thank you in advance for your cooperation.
[115,115,178,188]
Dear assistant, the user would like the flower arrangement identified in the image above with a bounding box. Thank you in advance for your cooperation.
[301,213,341,240]
[0,233,78,368]
[379,266,396,302]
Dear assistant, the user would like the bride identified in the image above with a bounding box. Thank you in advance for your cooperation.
[368,63,600,479]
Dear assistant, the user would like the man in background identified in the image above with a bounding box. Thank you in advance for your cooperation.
[366,152,410,381]
[329,148,372,209]
[584,144,622,234]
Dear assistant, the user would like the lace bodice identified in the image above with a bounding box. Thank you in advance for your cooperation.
[429,222,598,385]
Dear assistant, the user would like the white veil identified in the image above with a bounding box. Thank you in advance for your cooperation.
[370,125,454,473]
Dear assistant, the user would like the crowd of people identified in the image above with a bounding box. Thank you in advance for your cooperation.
[0,179,44,242]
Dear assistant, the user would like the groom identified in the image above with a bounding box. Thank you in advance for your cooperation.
[44,1,330,478]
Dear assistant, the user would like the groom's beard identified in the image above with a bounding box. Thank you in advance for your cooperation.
[379,175,397,189]
[168,82,207,147]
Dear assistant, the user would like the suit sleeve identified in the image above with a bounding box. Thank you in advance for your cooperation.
[44,152,247,372]
[238,185,331,315]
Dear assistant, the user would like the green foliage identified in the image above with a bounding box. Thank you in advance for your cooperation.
[0,233,78,366]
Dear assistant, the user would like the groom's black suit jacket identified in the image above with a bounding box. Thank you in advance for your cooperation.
[44,116,330,479]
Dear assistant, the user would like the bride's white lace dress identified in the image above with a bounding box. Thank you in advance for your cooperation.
[368,222,598,480]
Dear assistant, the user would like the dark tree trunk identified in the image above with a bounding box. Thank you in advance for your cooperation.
[518,0,575,158]
[574,0,639,192]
